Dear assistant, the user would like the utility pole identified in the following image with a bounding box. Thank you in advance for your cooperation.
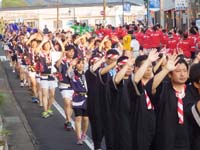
[187,0,190,31]
[56,0,59,29]
[122,0,124,25]
[160,0,164,27]
[146,0,149,27]
[103,0,106,24]
[74,8,76,23]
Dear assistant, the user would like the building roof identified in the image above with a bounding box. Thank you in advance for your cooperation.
[1,0,144,10]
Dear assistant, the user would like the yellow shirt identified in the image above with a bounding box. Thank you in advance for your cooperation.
[123,34,132,51]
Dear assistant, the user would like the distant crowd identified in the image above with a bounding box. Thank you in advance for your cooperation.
[1,21,200,150]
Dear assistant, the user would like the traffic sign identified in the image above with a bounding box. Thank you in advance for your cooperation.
[100,11,104,16]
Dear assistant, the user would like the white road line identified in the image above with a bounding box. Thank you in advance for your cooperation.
[53,101,94,150]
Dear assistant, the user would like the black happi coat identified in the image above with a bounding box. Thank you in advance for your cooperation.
[85,68,104,149]
[147,81,192,150]
[110,76,136,150]
[97,69,115,150]
[187,85,200,150]
[131,81,156,150]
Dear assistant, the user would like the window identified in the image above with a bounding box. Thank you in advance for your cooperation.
[53,20,63,29]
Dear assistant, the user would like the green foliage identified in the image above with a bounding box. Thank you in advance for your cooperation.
[2,0,28,8]
[0,93,4,107]
[0,129,11,136]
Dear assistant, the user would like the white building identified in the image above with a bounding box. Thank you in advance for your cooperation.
[0,0,145,31]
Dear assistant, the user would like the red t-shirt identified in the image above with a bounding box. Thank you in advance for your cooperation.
[177,39,192,58]
[197,36,200,49]
[188,34,197,52]
[150,30,161,48]
[167,38,178,54]
[161,33,169,48]
[173,33,181,42]
[143,33,152,49]
[134,32,144,46]
[95,28,104,38]
[115,27,127,39]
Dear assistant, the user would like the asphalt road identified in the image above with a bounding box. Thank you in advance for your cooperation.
[2,61,91,150]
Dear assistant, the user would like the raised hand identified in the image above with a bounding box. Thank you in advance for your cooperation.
[30,33,37,40]
[103,35,109,41]
[165,54,179,71]
[55,37,62,43]
[148,49,159,62]
[111,35,119,42]
[127,57,135,67]
[43,36,49,43]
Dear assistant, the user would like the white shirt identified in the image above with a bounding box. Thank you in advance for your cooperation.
[131,39,140,57]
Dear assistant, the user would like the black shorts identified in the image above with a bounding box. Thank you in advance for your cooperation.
[11,55,17,62]
[73,108,88,117]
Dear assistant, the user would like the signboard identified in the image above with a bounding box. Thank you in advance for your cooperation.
[163,0,175,11]
[196,19,200,31]
[149,0,160,11]
[123,2,131,12]
[175,0,188,10]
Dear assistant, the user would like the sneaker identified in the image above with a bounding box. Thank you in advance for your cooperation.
[32,97,39,103]
[47,109,54,115]
[81,134,86,141]
[76,139,83,145]
[20,82,24,87]
[64,122,72,131]
[42,111,50,118]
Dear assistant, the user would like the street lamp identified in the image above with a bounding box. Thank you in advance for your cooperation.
[56,0,59,29]
[103,0,106,24]
[122,0,124,25]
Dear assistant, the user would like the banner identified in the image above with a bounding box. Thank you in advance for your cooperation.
[149,0,160,11]
[175,0,188,10]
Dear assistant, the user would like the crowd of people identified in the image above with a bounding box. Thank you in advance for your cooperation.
[1,21,200,150]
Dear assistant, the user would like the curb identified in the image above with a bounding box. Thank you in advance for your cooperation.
[1,62,39,150]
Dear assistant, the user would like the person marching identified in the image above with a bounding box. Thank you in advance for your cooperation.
[85,54,105,150]
[26,33,40,103]
[67,59,89,145]
[55,44,75,130]
[97,49,119,149]
[149,54,192,150]
[110,56,135,150]
[187,63,200,150]
[132,50,159,150]
[37,36,58,118]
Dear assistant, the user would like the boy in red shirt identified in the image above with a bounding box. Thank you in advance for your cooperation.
[177,33,192,58]
[167,32,178,54]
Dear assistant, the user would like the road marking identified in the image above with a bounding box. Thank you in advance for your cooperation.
[0,56,6,61]
[53,101,94,150]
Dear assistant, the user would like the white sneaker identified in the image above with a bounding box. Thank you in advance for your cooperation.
[20,82,24,87]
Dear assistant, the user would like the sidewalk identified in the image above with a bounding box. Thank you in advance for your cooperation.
[0,61,38,150]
